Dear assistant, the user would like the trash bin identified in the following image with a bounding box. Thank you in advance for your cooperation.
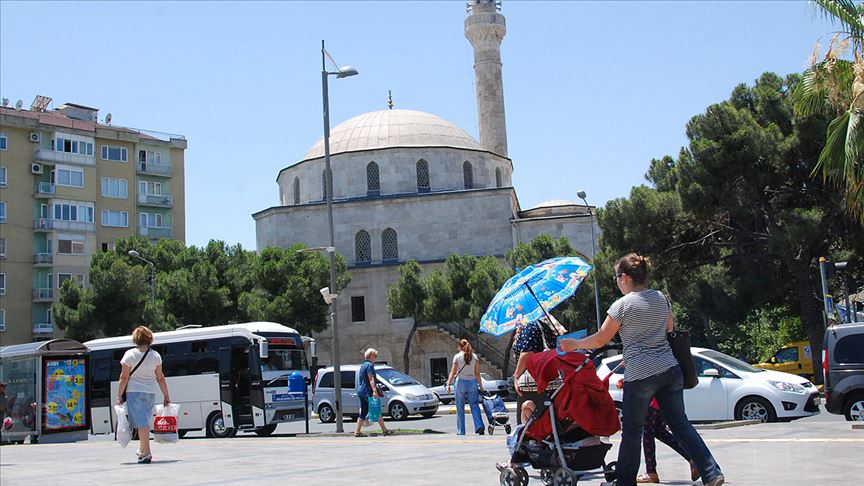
[288,372,305,393]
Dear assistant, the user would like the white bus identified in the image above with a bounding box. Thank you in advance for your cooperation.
[85,322,312,438]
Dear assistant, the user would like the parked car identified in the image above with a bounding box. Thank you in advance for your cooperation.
[429,384,455,404]
[823,322,864,421]
[481,373,514,397]
[312,364,439,422]
[596,347,821,423]
[753,341,815,382]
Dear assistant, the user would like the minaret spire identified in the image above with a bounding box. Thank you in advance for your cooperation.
[465,0,508,157]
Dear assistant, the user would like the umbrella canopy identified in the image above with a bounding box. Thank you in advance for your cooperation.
[479,256,593,336]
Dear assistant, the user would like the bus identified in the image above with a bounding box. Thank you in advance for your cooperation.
[85,322,312,438]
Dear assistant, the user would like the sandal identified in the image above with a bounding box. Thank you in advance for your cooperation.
[353,431,367,437]
[495,461,510,472]
[383,429,394,436]
[137,454,152,464]
[636,472,659,483]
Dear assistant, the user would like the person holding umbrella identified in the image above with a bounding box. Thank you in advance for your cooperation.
[559,253,724,486]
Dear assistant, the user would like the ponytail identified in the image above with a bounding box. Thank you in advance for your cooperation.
[459,339,474,365]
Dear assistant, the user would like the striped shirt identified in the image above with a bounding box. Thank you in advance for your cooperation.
[608,289,678,382]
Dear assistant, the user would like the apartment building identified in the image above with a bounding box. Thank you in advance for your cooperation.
[0,96,186,346]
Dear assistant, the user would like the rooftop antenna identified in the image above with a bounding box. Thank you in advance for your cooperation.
[388,90,393,110]
[105,113,112,125]
[14,99,23,110]
[31,95,52,112]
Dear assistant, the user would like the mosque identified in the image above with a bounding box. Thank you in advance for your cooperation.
[253,0,596,386]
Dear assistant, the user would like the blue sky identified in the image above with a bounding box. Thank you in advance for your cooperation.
[0,1,829,249]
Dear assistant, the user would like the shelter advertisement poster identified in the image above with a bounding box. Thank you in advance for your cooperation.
[43,357,88,432]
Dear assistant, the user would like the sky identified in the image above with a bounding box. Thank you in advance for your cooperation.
[0,1,831,250]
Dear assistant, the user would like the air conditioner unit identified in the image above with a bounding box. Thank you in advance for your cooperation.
[29,132,41,143]
[31,163,43,174]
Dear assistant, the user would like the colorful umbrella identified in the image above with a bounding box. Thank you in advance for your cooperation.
[479,256,593,336]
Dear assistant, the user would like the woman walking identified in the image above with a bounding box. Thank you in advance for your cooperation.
[446,339,485,435]
[560,253,724,486]
[638,398,698,483]
[117,326,171,464]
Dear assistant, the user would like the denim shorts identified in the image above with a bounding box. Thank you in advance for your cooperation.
[126,392,155,428]
[357,394,370,420]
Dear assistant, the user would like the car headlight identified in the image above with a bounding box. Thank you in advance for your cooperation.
[405,394,419,400]
[769,381,806,394]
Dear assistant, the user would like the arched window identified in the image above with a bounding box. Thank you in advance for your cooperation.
[321,169,330,200]
[463,161,474,189]
[355,230,371,264]
[416,159,430,192]
[367,161,380,195]
[293,177,300,204]
[382,228,398,261]
[495,167,502,188]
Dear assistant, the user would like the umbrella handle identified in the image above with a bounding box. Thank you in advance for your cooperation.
[524,282,554,323]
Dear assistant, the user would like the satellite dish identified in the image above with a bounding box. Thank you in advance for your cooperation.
[105,113,112,125]
[15,99,24,110]
[1,98,8,107]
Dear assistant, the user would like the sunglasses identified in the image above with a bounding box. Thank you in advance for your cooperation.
[613,273,625,282]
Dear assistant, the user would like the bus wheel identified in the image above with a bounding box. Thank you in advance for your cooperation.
[206,412,237,438]
[253,424,278,436]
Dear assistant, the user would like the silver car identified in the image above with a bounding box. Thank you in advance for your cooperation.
[312,364,439,422]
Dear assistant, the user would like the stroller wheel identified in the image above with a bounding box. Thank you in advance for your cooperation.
[499,468,520,486]
[540,468,554,485]
[488,424,495,435]
[514,467,529,486]
[552,467,579,486]
[604,461,617,483]
[505,424,512,434]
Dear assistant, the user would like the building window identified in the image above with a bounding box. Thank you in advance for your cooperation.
[0,273,5,295]
[56,137,94,156]
[351,296,366,322]
[416,160,430,192]
[52,166,84,188]
[0,237,5,258]
[382,228,398,261]
[293,177,300,205]
[0,166,6,186]
[53,202,94,222]
[0,133,6,150]
[0,308,5,332]
[463,161,474,189]
[495,167,502,188]
[101,145,128,162]
[57,239,86,255]
[321,169,331,200]
[139,180,162,195]
[101,209,129,227]
[355,230,371,264]
[139,212,164,228]
[101,177,128,198]
[138,150,162,164]
[0,201,5,223]
[366,161,380,195]
[58,273,85,288]
[101,242,115,252]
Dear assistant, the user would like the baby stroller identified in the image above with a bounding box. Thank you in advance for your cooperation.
[483,391,512,435]
[499,344,623,486]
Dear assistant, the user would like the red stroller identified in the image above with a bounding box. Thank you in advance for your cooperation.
[499,344,622,486]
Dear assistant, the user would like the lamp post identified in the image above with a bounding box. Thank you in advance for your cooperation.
[577,191,602,333]
[321,40,358,433]
[128,250,155,303]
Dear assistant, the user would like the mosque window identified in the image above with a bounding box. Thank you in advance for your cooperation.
[382,228,398,261]
[293,177,300,205]
[355,230,371,264]
[367,161,380,196]
[495,167,502,188]
[416,160,430,192]
[463,161,474,189]
[321,169,331,200]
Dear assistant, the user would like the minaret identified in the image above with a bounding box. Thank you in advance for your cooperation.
[465,0,508,158]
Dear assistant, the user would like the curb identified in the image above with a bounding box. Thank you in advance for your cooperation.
[852,423,864,430]
[442,403,519,415]
[694,419,761,430]
[295,429,445,438]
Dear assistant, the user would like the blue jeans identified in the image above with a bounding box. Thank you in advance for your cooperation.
[455,378,484,435]
[618,366,722,486]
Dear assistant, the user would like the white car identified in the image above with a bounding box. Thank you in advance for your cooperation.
[429,384,455,404]
[429,374,514,404]
[595,347,821,423]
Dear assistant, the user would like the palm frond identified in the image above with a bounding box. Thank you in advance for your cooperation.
[813,107,864,222]
[793,59,857,116]
[814,0,864,49]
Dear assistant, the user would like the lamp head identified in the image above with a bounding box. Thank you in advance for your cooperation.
[128,250,141,258]
[576,190,587,200]
[336,66,358,79]
[320,287,336,305]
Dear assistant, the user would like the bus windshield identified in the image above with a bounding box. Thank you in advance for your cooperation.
[261,348,307,372]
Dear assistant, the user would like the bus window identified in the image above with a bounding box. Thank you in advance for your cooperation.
[261,348,307,372]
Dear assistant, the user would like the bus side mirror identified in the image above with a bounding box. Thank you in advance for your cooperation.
[259,340,269,359]
[310,341,317,358]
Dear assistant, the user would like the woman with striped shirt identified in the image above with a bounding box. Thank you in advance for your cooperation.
[560,253,724,486]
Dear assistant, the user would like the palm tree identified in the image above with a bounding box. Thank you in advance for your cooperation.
[793,0,864,222]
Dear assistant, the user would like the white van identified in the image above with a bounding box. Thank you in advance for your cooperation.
[312,364,438,422]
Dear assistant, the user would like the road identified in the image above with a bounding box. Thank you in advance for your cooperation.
[0,405,861,485]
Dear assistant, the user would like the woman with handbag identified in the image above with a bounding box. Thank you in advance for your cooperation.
[116,326,171,464]
[559,253,724,486]
[445,339,485,435]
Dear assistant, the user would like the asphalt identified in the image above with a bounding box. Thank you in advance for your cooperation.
[0,413,861,485]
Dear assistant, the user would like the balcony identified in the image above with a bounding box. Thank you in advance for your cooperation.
[136,162,172,177]
[35,182,56,196]
[137,193,173,208]
[32,322,54,334]
[138,226,173,239]
[33,253,53,266]
[34,219,95,233]
[34,218,54,231]
[33,288,54,302]
[35,149,95,167]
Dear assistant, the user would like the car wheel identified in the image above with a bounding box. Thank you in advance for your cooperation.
[206,412,237,438]
[253,424,278,436]
[389,401,408,421]
[177,429,188,439]
[318,403,335,423]
[843,393,864,421]
[735,396,777,423]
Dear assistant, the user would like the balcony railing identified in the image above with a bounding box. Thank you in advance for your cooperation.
[137,193,173,207]
[138,226,173,239]
[33,253,53,265]
[34,218,54,231]
[32,288,54,301]
[36,182,56,196]
[35,149,95,167]
[32,322,54,334]
[50,220,95,233]
[136,162,173,176]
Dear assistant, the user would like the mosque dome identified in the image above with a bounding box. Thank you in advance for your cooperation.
[530,199,578,209]
[303,109,481,160]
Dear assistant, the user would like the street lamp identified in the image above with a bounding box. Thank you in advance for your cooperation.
[577,190,601,333]
[128,250,155,303]
[320,40,358,433]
